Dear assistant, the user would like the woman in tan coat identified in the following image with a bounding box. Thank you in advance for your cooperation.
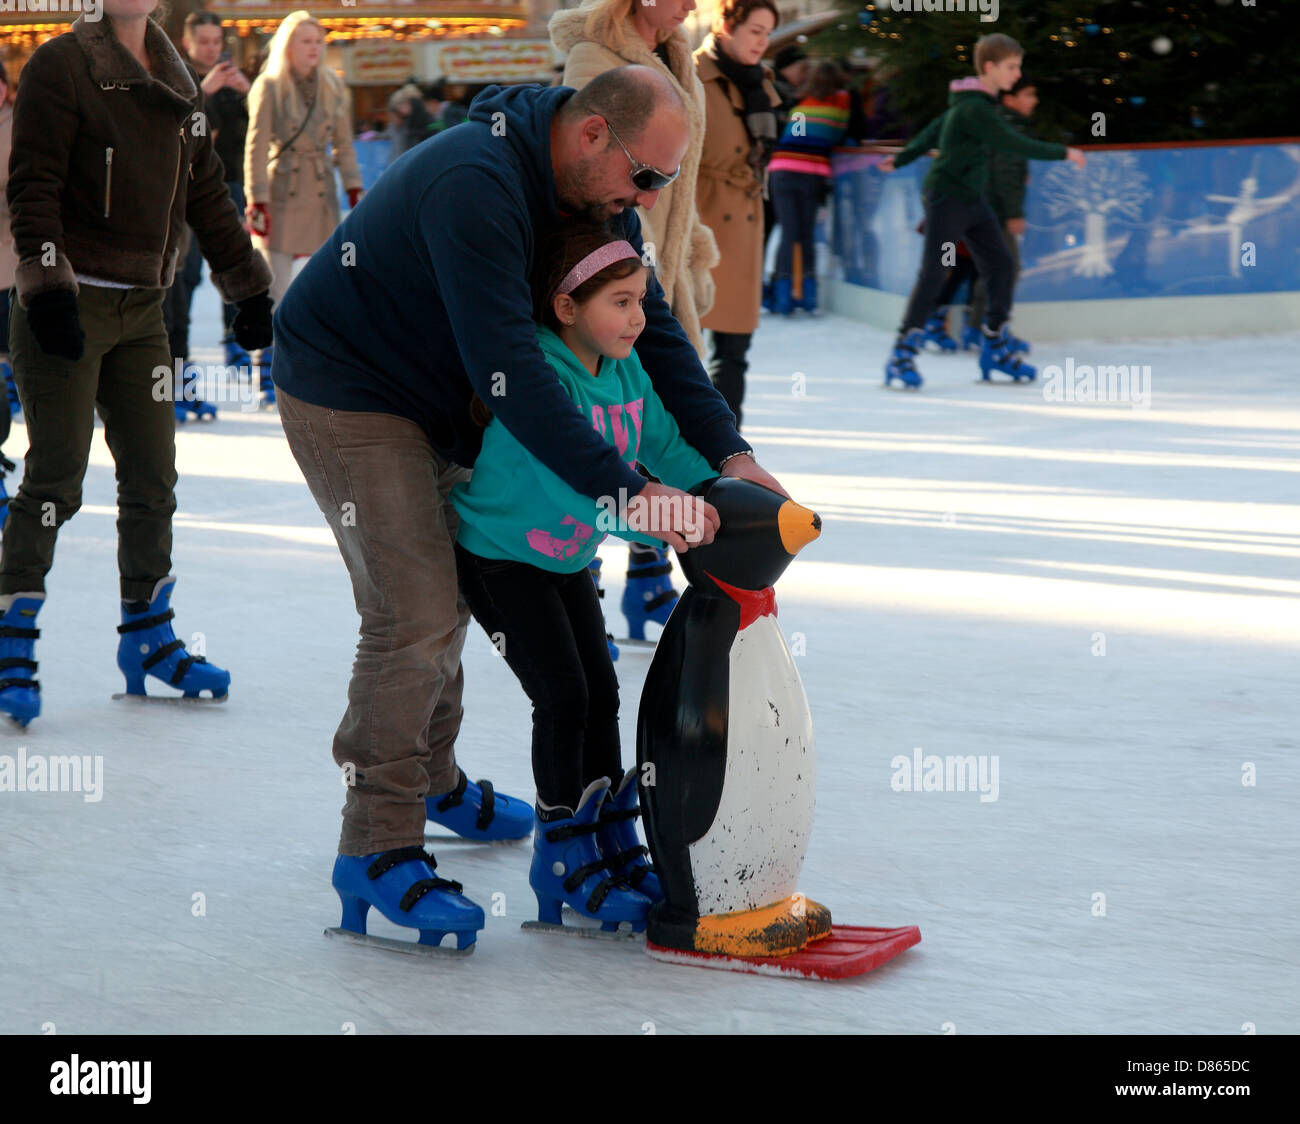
[245,10,362,404]
[549,0,718,357]
[695,0,781,429]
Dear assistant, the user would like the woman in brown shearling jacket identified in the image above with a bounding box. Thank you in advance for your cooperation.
[0,2,273,725]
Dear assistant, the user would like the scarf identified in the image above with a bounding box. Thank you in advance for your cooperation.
[709,37,777,178]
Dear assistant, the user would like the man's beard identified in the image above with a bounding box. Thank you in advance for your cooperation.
[555,155,628,223]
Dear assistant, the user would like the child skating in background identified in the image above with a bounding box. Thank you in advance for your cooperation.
[452,222,717,934]
[879,33,1085,388]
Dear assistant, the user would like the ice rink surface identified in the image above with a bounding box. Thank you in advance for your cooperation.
[2,285,1296,1034]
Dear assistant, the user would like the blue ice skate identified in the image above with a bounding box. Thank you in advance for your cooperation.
[0,593,43,727]
[772,276,794,316]
[597,770,662,903]
[527,778,651,934]
[960,321,984,351]
[116,576,230,700]
[426,767,533,841]
[2,356,20,418]
[921,308,958,351]
[621,546,678,641]
[799,275,820,314]
[0,452,16,530]
[979,326,1037,382]
[173,362,217,423]
[587,557,618,662]
[258,345,276,408]
[222,332,253,375]
[330,847,483,953]
[884,328,924,389]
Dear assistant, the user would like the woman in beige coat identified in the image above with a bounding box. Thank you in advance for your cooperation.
[695,0,781,428]
[245,11,362,404]
[549,0,718,357]
[550,0,725,642]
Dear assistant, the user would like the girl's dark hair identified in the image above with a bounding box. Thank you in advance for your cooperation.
[532,220,649,332]
[806,60,844,100]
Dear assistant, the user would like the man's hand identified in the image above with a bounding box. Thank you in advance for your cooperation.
[626,482,720,553]
[227,69,251,95]
[719,454,791,500]
[1065,147,1086,168]
[200,62,234,97]
[1006,217,1027,237]
[878,155,896,173]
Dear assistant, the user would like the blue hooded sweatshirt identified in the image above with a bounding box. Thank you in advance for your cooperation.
[271,83,748,502]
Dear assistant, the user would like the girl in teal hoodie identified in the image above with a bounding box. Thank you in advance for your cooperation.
[452,222,716,931]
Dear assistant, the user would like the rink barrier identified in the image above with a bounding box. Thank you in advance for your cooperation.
[825,137,1300,340]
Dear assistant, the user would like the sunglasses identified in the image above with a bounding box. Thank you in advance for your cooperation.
[603,117,681,193]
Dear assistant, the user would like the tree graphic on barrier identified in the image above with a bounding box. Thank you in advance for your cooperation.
[1040,152,1149,277]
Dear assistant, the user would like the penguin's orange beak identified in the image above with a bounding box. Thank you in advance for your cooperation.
[777,500,821,556]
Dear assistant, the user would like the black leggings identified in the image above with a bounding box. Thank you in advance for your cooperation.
[455,544,622,810]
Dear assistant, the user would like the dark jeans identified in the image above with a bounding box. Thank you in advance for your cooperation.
[455,544,621,811]
[162,228,204,361]
[707,330,751,432]
[970,224,1021,331]
[3,286,177,599]
[771,170,823,284]
[901,194,1013,334]
[934,252,977,310]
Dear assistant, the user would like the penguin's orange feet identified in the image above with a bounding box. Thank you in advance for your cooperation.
[801,896,834,943]
[692,894,815,959]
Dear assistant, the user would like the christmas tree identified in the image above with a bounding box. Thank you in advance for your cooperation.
[811,1,1300,144]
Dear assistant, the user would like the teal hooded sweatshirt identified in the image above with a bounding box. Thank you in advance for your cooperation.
[452,325,716,573]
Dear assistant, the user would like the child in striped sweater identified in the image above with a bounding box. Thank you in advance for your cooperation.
[767,60,865,314]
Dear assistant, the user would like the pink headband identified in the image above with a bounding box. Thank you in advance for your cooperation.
[557,240,641,295]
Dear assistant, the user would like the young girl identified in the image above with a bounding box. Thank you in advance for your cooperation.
[452,222,716,932]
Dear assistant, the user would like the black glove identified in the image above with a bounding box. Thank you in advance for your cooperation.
[26,290,86,361]
[232,292,274,351]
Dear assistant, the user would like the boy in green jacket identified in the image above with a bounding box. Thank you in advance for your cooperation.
[880,34,1084,387]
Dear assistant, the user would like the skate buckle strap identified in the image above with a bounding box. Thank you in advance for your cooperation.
[117,609,174,634]
[599,805,641,825]
[475,778,495,830]
[629,561,673,579]
[0,625,40,640]
[543,819,604,843]
[140,638,186,673]
[642,590,678,612]
[399,876,464,911]
[435,769,468,812]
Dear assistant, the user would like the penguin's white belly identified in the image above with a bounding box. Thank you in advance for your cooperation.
[687,616,816,915]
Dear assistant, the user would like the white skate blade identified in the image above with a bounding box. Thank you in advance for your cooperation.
[613,638,656,649]
[323,927,475,958]
[522,918,643,942]
[423,832,530,847]
[112,692,228,705]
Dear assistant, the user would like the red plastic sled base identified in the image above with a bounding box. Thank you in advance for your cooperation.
[645,924,921,981]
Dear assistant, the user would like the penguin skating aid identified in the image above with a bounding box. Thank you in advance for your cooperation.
[635,478,921,981]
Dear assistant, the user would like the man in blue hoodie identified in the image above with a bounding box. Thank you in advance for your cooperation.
[273,66,784,920]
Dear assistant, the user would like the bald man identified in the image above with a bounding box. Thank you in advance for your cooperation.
[272,67,787,927]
